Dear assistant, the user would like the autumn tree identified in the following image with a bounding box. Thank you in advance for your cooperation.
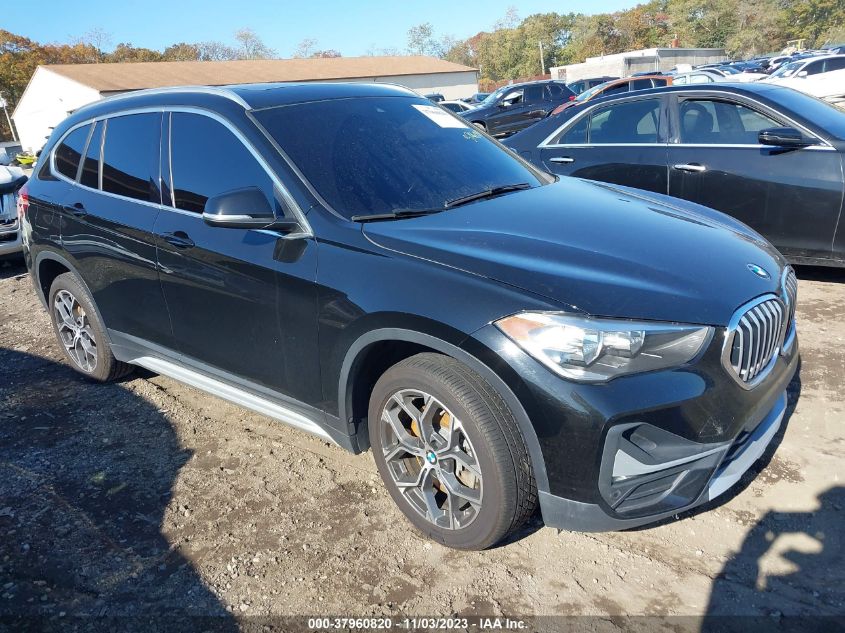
[234,28,276,59]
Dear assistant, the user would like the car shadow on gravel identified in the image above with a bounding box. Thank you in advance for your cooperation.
[703,484,844,625]
[0,348,237,632]
[0,259,26,281]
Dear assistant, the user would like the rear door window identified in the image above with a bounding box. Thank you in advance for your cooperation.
[588,98,661,144]
[169,112,275,214]
[102,113,161,202]
[54,125,90,181]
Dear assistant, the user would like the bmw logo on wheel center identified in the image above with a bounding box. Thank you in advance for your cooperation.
[747,263,771,279]
[425,451,437,465]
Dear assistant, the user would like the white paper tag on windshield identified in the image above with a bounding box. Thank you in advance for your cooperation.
[412,104,469,129]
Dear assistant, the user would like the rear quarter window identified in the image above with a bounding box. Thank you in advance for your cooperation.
[54,125,91,181]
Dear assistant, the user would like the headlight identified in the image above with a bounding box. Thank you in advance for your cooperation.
[495,312,712,382]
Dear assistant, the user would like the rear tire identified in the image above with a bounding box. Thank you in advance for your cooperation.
[369,352,537,550]
[48,272,133,382]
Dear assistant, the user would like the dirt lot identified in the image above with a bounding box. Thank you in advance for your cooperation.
[0,257,843,630]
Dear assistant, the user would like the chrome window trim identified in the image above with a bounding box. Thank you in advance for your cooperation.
[542,142,667,149]
[48,105,312,238]
[538,89,835,150]
[720,293,786,390]
[669,142,834,151]
[538,95,663,149]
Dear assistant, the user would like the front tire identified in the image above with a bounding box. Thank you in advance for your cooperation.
[369,353,537,550]
[48,272,132,382]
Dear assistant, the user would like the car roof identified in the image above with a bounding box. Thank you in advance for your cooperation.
[71,81,420,118]
[498,79,568,90]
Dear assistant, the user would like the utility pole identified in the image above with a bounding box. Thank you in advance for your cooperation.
[0,95,17,142]
[539,41,546,75]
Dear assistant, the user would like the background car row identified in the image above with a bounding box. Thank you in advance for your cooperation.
[503,83,845,268]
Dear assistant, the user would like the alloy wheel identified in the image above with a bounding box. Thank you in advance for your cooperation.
[53,289,98,373]
[380,389,483,529]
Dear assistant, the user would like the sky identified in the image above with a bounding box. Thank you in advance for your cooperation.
[4,0,639,58]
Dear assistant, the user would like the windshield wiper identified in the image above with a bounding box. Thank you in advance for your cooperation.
[350,207,447,222]
[351,183,534,222]
[445,183,533,208]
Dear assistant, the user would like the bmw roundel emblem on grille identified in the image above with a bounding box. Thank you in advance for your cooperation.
[746,263,770,279]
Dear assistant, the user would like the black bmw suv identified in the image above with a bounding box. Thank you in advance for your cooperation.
[20,83,798,550]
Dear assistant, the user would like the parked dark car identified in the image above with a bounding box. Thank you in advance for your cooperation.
[549,75,672,117]
[566,76,619,95]
[461,92,490,104]
[504,82,845,267]
[22,82,798,550]
[459,80,576,137]
[425,93,445,103]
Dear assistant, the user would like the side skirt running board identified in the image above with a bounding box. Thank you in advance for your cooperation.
[132,355,336,445]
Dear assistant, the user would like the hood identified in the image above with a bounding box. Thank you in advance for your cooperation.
[362,178,786,326]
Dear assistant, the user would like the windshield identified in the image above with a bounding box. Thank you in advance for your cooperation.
[253,96,546,219]
[479,87,509,106]
[770,60,804,77]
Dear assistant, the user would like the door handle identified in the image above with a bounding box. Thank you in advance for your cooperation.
[549,157,575,164]
[673,163,707,173]
[62,202,87,217]
[160,231,195,249]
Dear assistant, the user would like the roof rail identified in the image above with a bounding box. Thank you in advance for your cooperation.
[76,85,250,113]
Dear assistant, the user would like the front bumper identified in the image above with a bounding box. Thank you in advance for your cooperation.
[469,320,799,532]
[538,389,787,531]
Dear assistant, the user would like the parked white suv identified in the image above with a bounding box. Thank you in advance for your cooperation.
[764,55,845,102]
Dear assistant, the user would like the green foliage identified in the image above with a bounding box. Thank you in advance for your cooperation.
[436,0,843,83]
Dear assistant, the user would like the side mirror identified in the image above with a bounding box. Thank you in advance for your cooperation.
[497,101,509,108]
[758,127,812,148]
[796,70,808,78]
[202,186,299,231]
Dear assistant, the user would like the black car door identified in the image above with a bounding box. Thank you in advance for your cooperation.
[154,110,321,406]
[487,87,527,136]
[666,93,844,261]
[57,112,174,348]
[510,85,550,132]
[536,94,670,194]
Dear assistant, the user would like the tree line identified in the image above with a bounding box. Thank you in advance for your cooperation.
[431,0,845,86]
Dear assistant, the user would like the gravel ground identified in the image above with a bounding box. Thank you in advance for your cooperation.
[0,257,843,631]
